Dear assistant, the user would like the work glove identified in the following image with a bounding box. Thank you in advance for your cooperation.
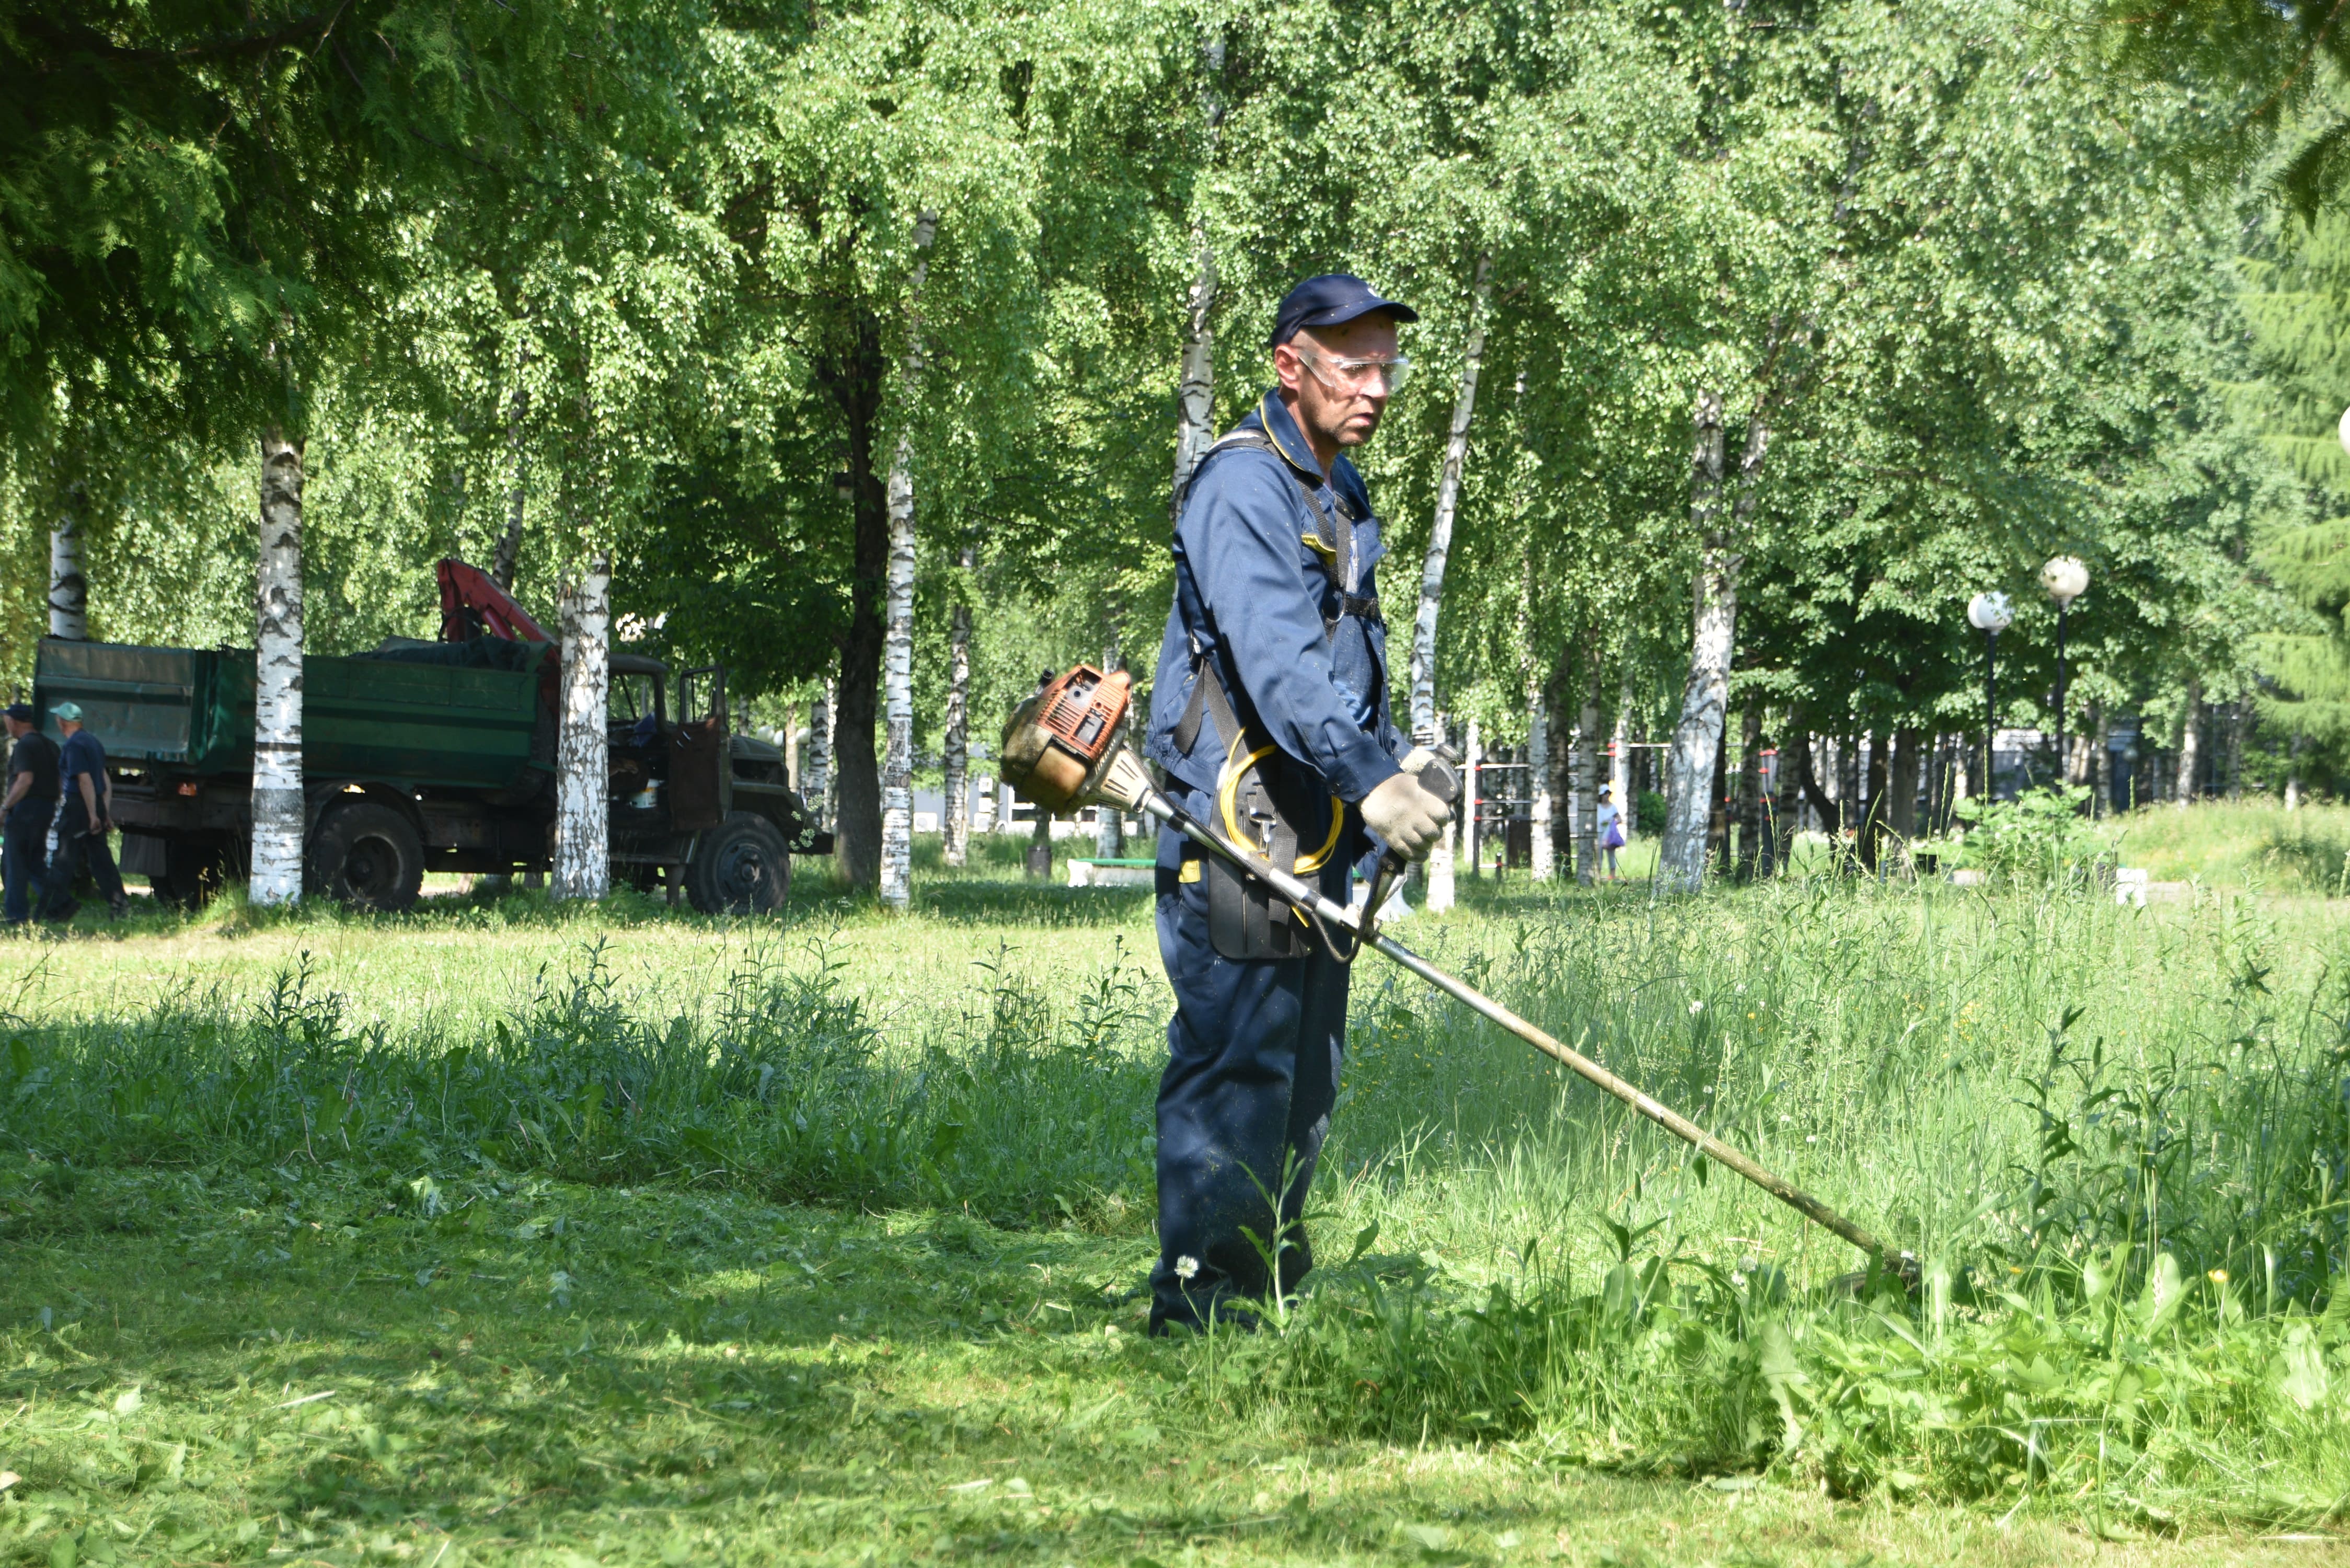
[1361,771,1453,862]
[1400,746,1437,775]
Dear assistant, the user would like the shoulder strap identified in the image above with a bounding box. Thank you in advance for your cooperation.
[1202,427,1354,597]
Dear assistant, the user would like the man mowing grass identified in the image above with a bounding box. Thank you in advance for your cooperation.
[1142,273,1454,1333]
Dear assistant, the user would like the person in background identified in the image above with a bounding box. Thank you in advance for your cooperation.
[1,702,57,924]
[1596,783,1625,881]
[44,701,126,921]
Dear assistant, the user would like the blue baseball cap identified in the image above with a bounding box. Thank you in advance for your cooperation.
[1268,274,1418,346]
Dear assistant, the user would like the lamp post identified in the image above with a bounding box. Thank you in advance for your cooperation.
[1967,591,2014,800]
[2040,556,2089,789]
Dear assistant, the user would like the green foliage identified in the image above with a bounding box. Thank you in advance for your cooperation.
[1949,787,2104,886]
[1635,789,1668,837]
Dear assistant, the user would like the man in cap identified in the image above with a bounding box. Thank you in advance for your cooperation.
[1143,274,1454,1332]
[43,701,127,921]
[1,702,58,924]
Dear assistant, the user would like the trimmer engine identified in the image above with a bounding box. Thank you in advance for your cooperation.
[998,665,1142,812]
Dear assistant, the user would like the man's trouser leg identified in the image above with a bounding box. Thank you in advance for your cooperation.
[1150,791,1351,1332]
[83,821,125,912]
[43,804,93,920]
[3,809,44,923]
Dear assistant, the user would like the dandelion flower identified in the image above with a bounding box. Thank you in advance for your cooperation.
[1689,1000,1705,1015]
[1175,1255,1200,1282]
[2208,1269,2228,1285]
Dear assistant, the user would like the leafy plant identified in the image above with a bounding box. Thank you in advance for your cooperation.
[1949,787,2105,886]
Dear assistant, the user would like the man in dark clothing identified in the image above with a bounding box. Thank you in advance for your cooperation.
[2,702,57,925]
[1142,275,1453,1332]
[44,701,126,921]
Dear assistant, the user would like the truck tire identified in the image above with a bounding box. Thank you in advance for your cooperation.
[307,802,425,913]
[686,811,791,915]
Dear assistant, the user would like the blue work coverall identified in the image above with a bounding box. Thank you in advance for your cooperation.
[1144,389,1411,1331]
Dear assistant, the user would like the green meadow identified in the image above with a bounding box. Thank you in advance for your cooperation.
[3,810,2348,1565]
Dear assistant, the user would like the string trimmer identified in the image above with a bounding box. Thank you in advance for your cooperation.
[1000,664,1893,1262]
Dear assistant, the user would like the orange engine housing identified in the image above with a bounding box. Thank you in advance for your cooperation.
[999,665,1132,810]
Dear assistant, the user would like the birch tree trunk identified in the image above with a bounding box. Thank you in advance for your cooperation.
[2173,676,2201,808]
[879,210,940,912]
[973,780,999,836]
[805,682,833,828]
[941,546,973,868]
[49,482,87,639]
[492,376,528,590]
[1097,631,1125,859]
[1527,685,1552,882]
[1423,714,1455,911]
[2092,707,2110,817]
[1574,674,1601,885]
[552,552,611,901]
[251,432,306,906]
[2287,730,2306,810]
[1462,717,1482,877]
[1657,392,1736,893]
[2225,698,2245,799]
[1407,255,1493,741]
[1170,30,1227,524]
[1610,670,1632,822]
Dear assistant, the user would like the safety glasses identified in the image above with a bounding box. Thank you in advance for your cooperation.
[1296,349,1411,394]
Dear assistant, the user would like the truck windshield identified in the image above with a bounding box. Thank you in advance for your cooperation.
[611,674,658,725]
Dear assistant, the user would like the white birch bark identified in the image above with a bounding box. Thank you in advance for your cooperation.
[1170,31,1227,524]
[805,682,833,826]
[879,210,940,912]
[1096,630,1125,859]
[1462,718,1482,876]
[1611,668,1633,829]
[1423,713,1455,911]
[1527,687,1552,882]
[941,546,974,868]
[2173,675,2201,809]
[251,432,306,905]
[49,483,87,639]
[973,780,999,836]
[552,552,611,901]
[1658,393,1737,893]
[880,430,919,907]
[1407,255,1492,741]
[1576,675,1602,885]
[2287,730,2306,810]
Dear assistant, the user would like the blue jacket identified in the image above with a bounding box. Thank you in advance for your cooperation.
[1147,390,1411,807]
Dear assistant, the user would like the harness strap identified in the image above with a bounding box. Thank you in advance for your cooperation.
[1204,429,1384,626]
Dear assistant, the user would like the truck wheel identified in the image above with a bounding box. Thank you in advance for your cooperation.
[686,811,791,915]
[308,802,425,913]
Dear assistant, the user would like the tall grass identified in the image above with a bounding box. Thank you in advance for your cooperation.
[2101,798,2350,892]
[4,875,2348,1524]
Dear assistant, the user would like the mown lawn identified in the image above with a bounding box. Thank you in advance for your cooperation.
[9,1171,2341,1568]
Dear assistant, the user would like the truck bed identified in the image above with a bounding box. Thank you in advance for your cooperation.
[34,638,549,792]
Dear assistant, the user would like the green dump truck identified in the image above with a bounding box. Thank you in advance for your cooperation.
[31,633,830,914]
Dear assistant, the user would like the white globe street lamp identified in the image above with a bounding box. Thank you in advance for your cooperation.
[1967,592,2013,798]
[2040,557,2089,789]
